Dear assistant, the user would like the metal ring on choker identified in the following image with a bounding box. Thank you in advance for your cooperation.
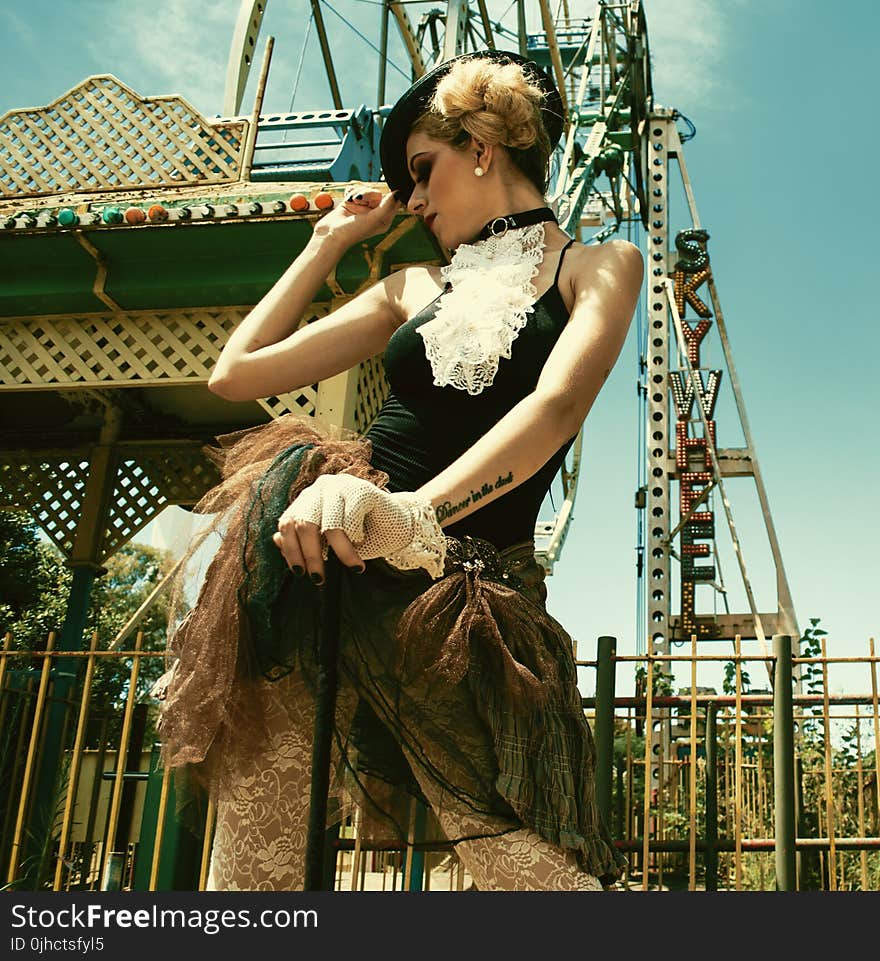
[476,206,558,242]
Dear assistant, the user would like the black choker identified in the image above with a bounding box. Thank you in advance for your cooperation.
[477,206,557,241]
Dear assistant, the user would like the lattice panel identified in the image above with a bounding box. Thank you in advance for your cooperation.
[0,444,221,562]
[0,75,248,199]
[0,308,247,387]
[102,460,166,560]
[257,387,319,421]
[1,307,336,399]
[0,452,91,557]
[353,354,389,432]
[120,445,220,508]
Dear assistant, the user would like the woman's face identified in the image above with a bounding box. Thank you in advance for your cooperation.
[404,130,484,249]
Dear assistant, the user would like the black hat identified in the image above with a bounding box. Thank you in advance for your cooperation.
[379,49,565,202]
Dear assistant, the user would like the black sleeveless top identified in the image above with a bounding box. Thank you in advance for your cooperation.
[366,240,576,550]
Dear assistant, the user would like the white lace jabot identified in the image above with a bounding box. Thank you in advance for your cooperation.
[418,222,547,396]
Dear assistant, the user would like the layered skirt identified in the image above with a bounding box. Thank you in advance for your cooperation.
[157,414,625,887]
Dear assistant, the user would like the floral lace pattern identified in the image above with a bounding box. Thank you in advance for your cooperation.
[206,672,357,892]
[384,493,447,579]
[207,669,601,892]
[398,745,604,891]
[418,222,546,395]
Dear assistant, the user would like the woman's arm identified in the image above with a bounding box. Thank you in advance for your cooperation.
[415,239,644,525]
[272,238,643,581]
[209,190,403,401]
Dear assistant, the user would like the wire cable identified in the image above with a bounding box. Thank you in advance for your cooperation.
[321,0,411,82]
[285,9,315,124]
[672,109,696,143]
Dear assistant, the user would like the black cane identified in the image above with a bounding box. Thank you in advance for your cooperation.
[303,554,342,890]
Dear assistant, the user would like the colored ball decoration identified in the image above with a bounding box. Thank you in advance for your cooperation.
[57,208,79,227]
[124,207,146,225]
[313,192,333,210]
[289,194,309,211]
[102,206,123,225]
[147,204,169,222]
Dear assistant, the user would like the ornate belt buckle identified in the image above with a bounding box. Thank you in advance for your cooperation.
[444,535,523,588]
[488,216,510,237]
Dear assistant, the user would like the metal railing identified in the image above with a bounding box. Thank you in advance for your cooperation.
[584,635,880,890]
[1,630,877,891]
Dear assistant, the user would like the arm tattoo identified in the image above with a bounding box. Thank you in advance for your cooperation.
[434,471,514,523]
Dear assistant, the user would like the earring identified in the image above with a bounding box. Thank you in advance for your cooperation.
[474,166,484,177]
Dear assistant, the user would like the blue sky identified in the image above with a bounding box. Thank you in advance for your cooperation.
[2,1,877,698]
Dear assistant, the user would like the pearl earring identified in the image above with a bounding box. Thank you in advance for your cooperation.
[474,166,484,177]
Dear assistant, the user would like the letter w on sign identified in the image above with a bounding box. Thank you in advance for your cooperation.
[669,369,723,420]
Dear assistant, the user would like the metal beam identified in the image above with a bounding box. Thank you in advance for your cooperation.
[442,1,470,62]
[389,2,426,79]
[377,1,391,122]
[475,0,495,49]
[705,273,800,642]
[242,36,275,182]
[310,0,343,110]
[516,0,527,57]
[72,231,121,311]
[223,0,268,115]
[538,0,569,119]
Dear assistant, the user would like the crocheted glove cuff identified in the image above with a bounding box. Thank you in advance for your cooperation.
[384,492,446,580]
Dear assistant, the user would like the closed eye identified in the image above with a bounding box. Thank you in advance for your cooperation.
[414,163,431,185]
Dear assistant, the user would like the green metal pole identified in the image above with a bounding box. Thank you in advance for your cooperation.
[794,752,809,889]
[704,702,718,891]
[405,802,427,891]
[595,636,617,829]
[773,634,797,890]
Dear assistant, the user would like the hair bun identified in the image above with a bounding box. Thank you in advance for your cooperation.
[431,58,544,150]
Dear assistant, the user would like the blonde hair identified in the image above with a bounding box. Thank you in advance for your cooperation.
[411,57,552,193]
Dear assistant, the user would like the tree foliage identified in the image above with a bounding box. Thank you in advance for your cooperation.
[0,511,180,889]
[0,510,174,735]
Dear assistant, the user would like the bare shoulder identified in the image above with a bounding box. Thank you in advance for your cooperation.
[567,238,643,283]
[553,239,644,337]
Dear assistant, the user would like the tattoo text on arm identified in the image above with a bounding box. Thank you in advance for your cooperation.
[434,471,514,524]
[470,470,513,504]
[436,496,471,523]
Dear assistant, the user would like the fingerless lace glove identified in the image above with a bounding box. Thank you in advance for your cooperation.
[284,474,446,579]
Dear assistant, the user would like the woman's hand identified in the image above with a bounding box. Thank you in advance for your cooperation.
[272,474,444,584]
[313,186,401,250]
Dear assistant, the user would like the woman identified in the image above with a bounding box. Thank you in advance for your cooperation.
[159,49,642,891]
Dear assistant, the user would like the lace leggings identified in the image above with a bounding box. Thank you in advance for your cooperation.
[206,671,601,891]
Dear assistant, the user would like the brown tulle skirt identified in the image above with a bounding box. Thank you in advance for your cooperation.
[156,414,625,885]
